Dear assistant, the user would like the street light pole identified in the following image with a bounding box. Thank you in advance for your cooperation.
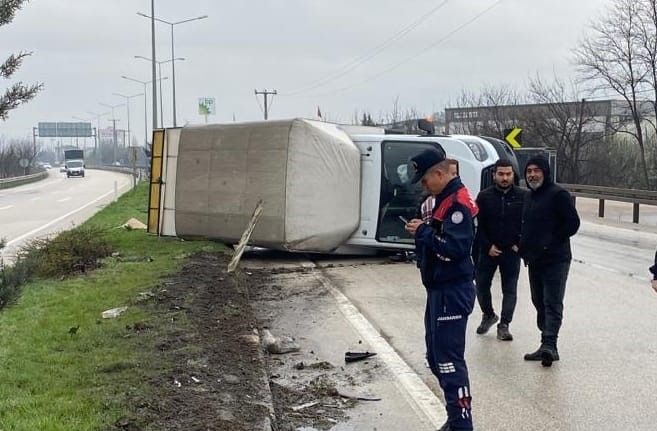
[137,12,208,127]
[150,0,158,130]
[134,56,184,128]
[113,92,144,148]
[86,110,110,164]
[121,75,169,147]
[100,102,124,164]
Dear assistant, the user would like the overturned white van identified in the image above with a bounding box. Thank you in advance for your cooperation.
[148,118,507,253]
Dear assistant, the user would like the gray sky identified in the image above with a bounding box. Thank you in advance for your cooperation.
[1,0,609,143]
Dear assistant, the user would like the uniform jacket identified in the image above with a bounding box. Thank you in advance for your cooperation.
[475,184,527,254]
[519,157,580,265]
[415,177,478,313]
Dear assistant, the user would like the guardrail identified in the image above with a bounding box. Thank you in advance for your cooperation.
[561,183,657,223]
[0,171,48,190]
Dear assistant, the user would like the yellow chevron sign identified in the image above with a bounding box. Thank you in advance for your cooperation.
[504,127,522,149]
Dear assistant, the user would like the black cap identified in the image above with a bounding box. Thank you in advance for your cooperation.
[410,148,446,184]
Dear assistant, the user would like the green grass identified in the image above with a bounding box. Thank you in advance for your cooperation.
[0,183,226,431]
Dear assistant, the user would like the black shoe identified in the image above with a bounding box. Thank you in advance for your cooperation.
[541,346,558,367]
[524,346,560,362]
[476,313,499,334]
[496,323,513,341]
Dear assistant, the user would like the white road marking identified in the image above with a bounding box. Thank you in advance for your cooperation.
[311,269,446,429]
[56,197,72,203]
[30,197,40,201]
[6,181,131,248]
[0,205,14,210]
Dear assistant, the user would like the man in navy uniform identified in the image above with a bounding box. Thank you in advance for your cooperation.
[405,148,478,431]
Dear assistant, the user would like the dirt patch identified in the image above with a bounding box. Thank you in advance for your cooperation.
[111,252,272,431]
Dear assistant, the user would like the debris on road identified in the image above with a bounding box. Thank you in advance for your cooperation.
[122,218,147,230]
[291,401,319,412]
[344,351,377,363]
[101,306,128,319]
[262,328,300,354]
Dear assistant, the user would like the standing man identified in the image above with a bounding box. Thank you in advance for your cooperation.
[474,159,526,341]
[406,149,478,431]
[519,156,580,367]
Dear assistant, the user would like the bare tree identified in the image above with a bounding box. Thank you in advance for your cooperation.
[0,0,42,121]
[573,0,651,187]
[449,85,524,136]
[524,75,604,183]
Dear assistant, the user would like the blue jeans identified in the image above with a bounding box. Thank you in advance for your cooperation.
[528,260,571,348]
[475,251,520,324]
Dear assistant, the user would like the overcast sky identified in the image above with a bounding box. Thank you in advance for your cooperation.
[1,0,609,143]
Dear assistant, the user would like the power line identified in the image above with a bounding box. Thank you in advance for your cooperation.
[306,0,504,98]
[281,0,450,96]
[254,89,278,120]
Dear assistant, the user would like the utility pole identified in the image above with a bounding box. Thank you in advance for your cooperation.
[110,118,120,164]
[254,89,277,120]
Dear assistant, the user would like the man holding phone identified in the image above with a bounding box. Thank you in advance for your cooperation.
[405,149,478,431]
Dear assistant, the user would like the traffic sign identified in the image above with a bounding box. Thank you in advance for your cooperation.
[198,97,216,116]
[504,127,522,149]
[19,158,29,168]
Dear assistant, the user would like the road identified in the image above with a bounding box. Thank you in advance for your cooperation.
[309,218,657,430]
[242,204,657,430]
[0,168,133,262]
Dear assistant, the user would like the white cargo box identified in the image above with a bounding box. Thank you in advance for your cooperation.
[163,118,361,252]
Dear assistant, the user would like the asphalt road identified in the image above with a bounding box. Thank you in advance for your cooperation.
[0,168,133,262]
[314,219,657,430]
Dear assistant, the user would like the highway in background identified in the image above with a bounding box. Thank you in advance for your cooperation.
[0,169,133,262]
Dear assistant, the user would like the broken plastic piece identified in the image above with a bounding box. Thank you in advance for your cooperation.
[345,351,377,363]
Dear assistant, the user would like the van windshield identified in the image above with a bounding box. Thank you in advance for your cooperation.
[67,161,83,168]
[377,141,443,244]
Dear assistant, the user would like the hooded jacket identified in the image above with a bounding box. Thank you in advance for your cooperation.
[650,250,657,280]
[519,156,580,265]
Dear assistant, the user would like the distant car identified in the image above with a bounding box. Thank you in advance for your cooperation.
[42,163,52,169]
[60,165,67,173]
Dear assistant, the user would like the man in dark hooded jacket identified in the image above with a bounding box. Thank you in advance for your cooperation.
[519,156,580,367]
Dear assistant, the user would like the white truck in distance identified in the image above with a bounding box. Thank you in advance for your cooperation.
[63,149,85,178]
[147,119,512,253]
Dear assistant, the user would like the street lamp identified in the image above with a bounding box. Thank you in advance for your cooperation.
[86,110,110,164]
[134,55,184,128]
[100,102,124,164]
[137,11,207,127]
[112,92,144,148]
[121,75,169,147]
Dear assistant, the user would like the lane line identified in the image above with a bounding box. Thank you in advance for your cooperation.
[311,269,446,429]
[56,197,72,203]
[6,181,131,248]
[30,197,40,202]
[0,205,14,210]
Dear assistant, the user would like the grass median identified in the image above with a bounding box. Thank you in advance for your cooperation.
[0,182,226,430]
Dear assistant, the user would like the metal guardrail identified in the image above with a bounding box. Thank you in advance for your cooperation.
[561,183,657,223]
[0,171,48,190]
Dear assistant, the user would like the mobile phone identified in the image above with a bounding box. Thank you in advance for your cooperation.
[398,216,409,224]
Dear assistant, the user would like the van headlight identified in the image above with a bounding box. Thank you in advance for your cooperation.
[465,140,487,161]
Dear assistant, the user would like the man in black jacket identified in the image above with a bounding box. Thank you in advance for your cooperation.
[519,156,580,367]
[474,159,527,341]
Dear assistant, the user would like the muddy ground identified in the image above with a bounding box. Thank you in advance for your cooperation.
[113,252,371,431]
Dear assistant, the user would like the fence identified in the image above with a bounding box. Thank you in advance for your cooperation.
[561,184,657,223]
[0,171,48,190]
